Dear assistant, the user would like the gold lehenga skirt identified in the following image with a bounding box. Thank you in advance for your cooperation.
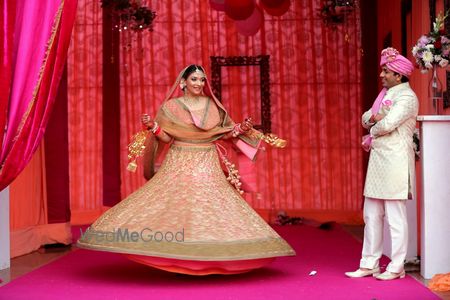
[77,144,295,262]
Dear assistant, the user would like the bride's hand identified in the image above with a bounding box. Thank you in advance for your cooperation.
[141,114,154,129]
[240,117,253,132]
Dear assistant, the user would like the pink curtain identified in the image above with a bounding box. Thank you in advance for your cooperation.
[0,0,15,151]
[0,0,77,191]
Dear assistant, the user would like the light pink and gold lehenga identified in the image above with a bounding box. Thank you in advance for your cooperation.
[77,66,295,275]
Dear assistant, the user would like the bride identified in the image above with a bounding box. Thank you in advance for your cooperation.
[77,64,295,275]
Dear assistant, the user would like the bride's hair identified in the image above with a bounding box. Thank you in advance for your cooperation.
[182,64,205,79]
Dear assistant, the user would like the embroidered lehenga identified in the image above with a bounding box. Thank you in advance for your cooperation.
[77,66,295,275]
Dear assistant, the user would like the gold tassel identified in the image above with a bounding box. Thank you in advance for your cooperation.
[249,131,287,148]
[221,156,244,195]
[260,133,287,148]
[127,130,149,172]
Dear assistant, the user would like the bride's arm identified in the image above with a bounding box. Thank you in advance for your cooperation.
[154,129,172,143]
[221,118,254,140]
[141,114,172,143]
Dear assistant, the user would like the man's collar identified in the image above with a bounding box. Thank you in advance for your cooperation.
[387,82,409,93]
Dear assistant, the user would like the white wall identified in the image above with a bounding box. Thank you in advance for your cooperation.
[0,187,10,270]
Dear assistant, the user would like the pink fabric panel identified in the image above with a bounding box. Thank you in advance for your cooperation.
[1,0,61,161]
[0,0,78,191]
[0,0,15,153]
[232,138,261,161]
[238,153,258,192]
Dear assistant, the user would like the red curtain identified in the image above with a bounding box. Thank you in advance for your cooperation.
[69,0,364,224]
[68,0,105,223]
[0,0,78,191]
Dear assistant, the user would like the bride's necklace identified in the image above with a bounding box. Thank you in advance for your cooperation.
[183,95,203,110]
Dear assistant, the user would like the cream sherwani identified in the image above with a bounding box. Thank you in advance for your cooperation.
[360,82,418,273]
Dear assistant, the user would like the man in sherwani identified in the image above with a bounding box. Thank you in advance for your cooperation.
[346,47,418,280]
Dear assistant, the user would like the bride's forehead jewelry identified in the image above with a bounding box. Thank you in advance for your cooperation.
[193,66,206,78]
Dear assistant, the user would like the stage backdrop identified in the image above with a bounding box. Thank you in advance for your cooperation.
[68,0,364,224]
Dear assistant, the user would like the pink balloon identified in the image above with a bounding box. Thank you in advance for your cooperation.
[225,0,255,20]
[235,5,263,36]
[209,0,225,11]
[261,0,290,16]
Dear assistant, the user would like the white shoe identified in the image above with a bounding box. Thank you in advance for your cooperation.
[345,267,380,278]
[375,270,406,280]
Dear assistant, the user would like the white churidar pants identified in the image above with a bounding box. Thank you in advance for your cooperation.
[359,197,408,273]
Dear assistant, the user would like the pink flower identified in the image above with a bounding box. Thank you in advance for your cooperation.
[382,48,399,62]
[418,35,431,47]
[382,99,393,106]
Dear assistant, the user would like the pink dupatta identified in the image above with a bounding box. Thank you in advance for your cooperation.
[361,88,387,152]
[143,65,262,180]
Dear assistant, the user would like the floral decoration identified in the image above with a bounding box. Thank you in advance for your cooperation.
[382,99,392,107]
[101,0,156,32]
[318,0,355,27]
[412,11,450,72]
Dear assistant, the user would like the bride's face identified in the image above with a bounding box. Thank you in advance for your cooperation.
[184,71,206,97]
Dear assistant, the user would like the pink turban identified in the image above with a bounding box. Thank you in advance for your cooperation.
[380,47,414,78]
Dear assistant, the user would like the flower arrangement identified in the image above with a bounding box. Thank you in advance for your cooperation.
[101,0,156,32]
[412,11,450,72]
[318,0,355,27]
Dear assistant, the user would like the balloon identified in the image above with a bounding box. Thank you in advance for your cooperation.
[224,0,255,20]
[261,0,290,16]
[235,4,263,36]
[209,0,225,11]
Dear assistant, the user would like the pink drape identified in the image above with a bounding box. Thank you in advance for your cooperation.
[0,0,77,191]
[0,0,15,152]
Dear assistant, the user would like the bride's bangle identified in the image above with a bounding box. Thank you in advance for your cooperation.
[147,121,160,134]
[231,123,244,137]
[153,125,161,135]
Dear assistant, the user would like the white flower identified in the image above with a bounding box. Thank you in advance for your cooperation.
[434,55,443,62]
[433,21,439,32]
[412,46,419,56]
[425,44,435,50]
[439,59,449,67]
[422,51,435,63]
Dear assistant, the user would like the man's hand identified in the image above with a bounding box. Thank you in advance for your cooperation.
[373,114,384,122]
[370,114,384,123]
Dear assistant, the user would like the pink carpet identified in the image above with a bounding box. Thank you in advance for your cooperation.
[0,225,440,300]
